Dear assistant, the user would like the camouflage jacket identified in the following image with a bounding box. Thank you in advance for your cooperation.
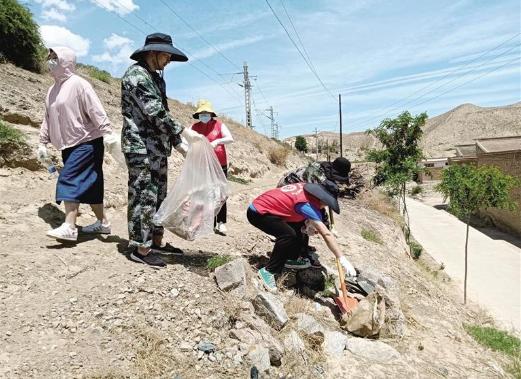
[121,62,183,156]
[277,161,327,187]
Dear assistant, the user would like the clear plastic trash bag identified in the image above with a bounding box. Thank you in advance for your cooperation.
[153,139,229,241]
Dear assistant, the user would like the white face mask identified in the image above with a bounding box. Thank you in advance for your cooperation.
[48,59,58,72]
[198,114,212,123]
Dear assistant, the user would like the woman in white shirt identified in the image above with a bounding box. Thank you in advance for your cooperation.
[190,99,234,235]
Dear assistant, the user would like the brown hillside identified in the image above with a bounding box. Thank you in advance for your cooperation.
[0,62,304,179]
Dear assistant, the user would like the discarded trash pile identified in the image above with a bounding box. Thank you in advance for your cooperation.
[341,166,368,199]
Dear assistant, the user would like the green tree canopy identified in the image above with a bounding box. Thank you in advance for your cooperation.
[0,0,46,72]
[295,135,308,153]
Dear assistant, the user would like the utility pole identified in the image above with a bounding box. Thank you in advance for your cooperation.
[314,127,319,160]
[339,94,343,157]
[326,139,330,162]
[265,106,280,140]
[242,62,252,128]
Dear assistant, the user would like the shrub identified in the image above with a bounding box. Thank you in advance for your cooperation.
[408,240,423,259]
[206,255,232,270]
[410,185,423,196]
[464,324,520,356]
[0,0,47,72]
[294,136,308,152]
[361,228,383,244]
[228,174,251,185]
[78,63,112,83]
[0,118,25,145]
[268,146,289,166]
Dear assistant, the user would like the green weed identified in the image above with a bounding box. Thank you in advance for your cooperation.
[361,228,383,244]
[207,255,233,270]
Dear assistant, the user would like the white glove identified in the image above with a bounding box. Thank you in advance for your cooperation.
[210,140,219,148]
[175,142,188,157]
[37,144,48,162]
[181,128,204,143]
[339,256,357,277]
[103,133,119,153]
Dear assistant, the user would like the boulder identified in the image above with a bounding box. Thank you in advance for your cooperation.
[283,331,305,353]
[229,328,261,345]
[323,330,348,357]
[295,313,325,342]
[346,338,401,363]
[252,293,288,331]
[214,259,247,291]
[345,291,385,337]
[247,345,271,372]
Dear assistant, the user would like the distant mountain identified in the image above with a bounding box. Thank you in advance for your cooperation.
[285,102,521,159]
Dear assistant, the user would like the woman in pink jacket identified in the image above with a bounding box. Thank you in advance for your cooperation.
[38,47,115,242]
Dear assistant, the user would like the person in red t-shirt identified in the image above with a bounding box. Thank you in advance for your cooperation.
[247,180,357,292]
[190,99,234,235]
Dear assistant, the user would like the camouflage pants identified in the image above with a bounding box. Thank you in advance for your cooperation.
[125,153,167,249]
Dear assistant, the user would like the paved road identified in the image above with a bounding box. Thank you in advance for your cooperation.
[406,197,521,334]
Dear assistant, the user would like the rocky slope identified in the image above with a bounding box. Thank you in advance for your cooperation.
[0,62,513,378]
[285,102,521,160]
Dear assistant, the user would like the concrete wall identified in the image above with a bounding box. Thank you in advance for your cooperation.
[418,167,444,183]
[477,151,521,237]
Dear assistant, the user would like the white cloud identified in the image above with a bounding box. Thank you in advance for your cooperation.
[40,25,91,57]
[35,0,75,22]
[34,0,75,12]
[42,8,67,22]
[190,35,267,61]
[93,33,135,71]
[89,0,139,15]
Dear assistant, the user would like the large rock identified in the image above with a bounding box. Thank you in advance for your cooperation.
[323,330,348,357]
[295,313,325,341]
[346,338,401,363]
[240,313,284,365]
[252,293,288,331]
[283,331,305,353]
[248,345,271,372]
[229,328,261,345]
[345,291,385,337]
[214,259,247,291]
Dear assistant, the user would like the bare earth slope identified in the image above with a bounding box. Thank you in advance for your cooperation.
[0,62,513,378]
[285,102,521,159]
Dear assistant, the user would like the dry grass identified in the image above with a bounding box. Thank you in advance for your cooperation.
[134,330,179,377]
[360,190,402,224]
[268,146,290,166]
[284,294,314,317]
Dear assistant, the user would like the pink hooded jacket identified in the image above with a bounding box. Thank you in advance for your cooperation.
[39,47,112,150]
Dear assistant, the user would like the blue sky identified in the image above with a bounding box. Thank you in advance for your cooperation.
[29,0,520,138]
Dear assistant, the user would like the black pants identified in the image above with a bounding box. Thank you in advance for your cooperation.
[215,165,228,225]
[247,208,305,274]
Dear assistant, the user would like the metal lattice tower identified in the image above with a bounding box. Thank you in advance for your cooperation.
[243,62,252,128]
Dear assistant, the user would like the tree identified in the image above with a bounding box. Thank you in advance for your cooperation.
[294,136,308,153]
[436,164,519,304]
[366,111,427,247]
[0,0,46,72]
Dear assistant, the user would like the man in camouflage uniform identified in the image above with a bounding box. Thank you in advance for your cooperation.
[121,33,202,268]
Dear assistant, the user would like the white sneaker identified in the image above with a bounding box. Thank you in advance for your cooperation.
[216,222,227,235]
[46,223,78,241]
[82,220,111,234]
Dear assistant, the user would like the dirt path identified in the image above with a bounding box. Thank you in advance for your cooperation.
[406,196,521,335]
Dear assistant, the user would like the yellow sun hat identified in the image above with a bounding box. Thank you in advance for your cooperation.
[193,99,217,119]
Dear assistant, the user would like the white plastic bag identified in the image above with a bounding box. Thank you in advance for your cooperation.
[153,139,228,240]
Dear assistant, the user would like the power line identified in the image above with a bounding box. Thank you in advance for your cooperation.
[158,0,240,70]
[346,33,521,129]
[264,0,335,100]
[279,0,319,76]
[347,55,520,131]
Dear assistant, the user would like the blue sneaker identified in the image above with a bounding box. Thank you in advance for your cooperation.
[258,267,277,292]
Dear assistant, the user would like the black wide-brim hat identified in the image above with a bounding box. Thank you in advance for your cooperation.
[130,33,188,62]
[304,180,340,214]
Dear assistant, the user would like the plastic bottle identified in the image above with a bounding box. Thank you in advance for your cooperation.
[41,158,59,178]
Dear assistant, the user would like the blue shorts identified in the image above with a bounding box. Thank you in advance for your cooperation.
[56,137,104,204]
